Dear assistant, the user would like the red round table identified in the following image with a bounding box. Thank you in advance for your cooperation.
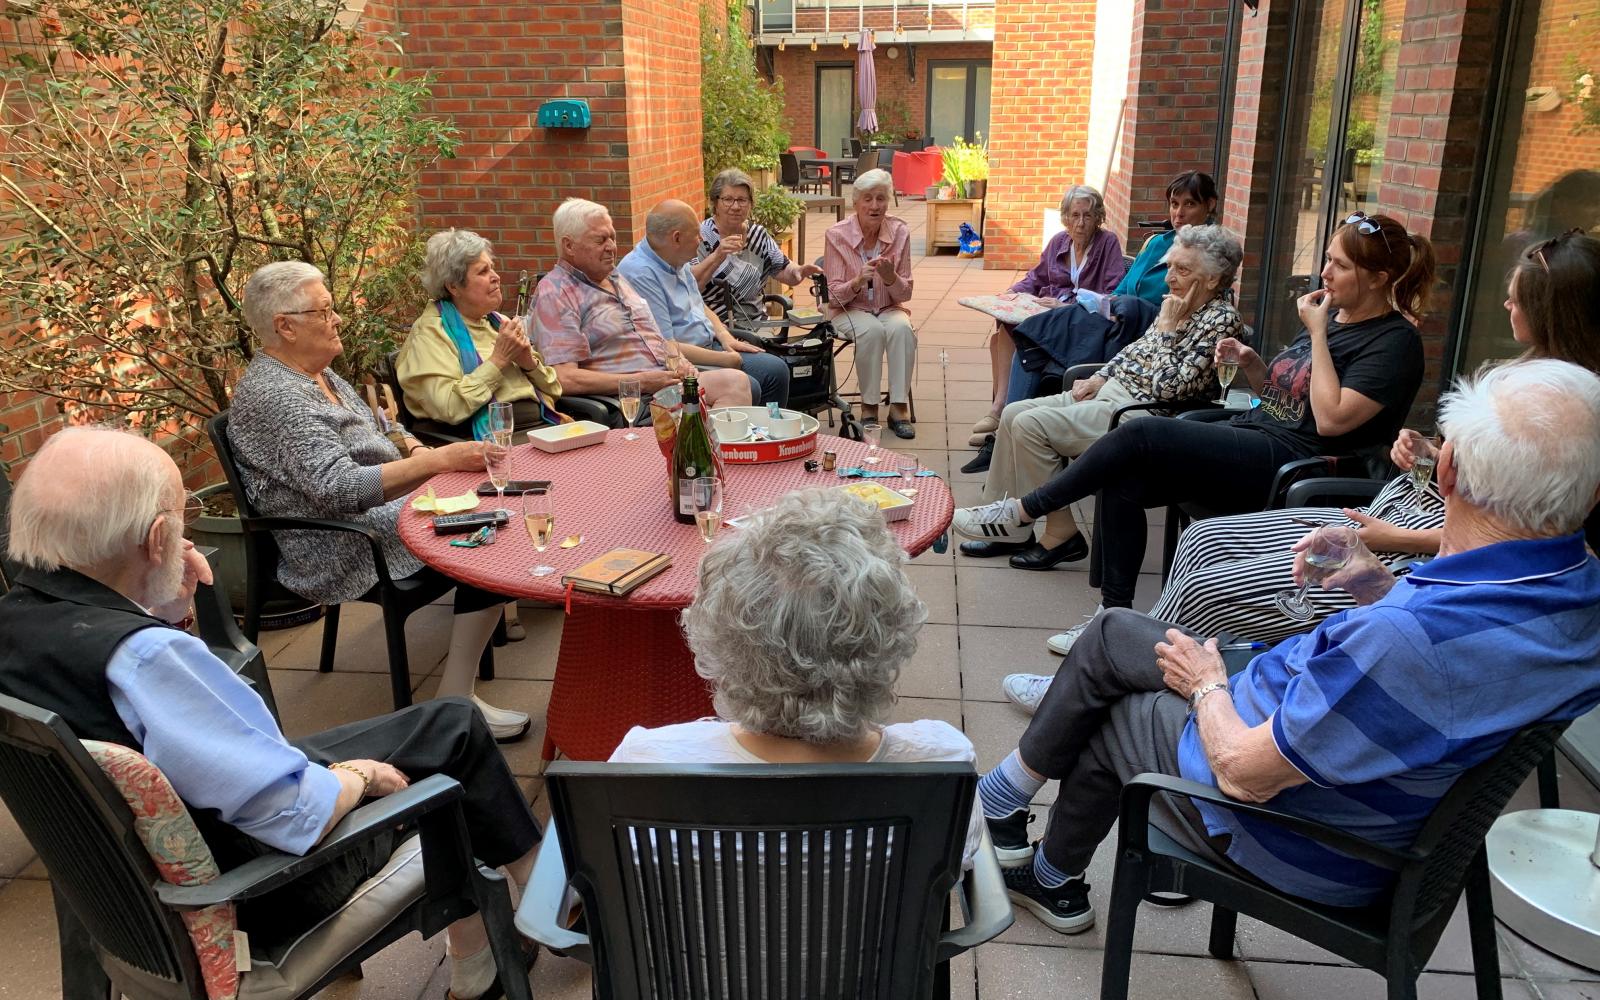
[396,430,953,762]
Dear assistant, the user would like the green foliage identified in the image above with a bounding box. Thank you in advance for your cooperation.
[700,0,788,192]
[750,186,803,237]
[940,135,988,187]
[1353,0,1395,96]
[863,96,914,144]
[0,0,455,460]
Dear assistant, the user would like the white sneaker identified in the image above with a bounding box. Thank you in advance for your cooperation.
[951,497,1029,541]
[471,694,531,743]
[1046,608,1102,656]
[1001,673,1054,714]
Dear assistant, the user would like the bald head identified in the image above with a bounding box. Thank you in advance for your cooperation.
[8,427,179,574]
[645,199,702,267]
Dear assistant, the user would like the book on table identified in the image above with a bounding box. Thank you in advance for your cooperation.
[561,548,673,596]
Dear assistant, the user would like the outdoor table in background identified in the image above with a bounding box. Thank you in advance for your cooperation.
[796,156,845,198]
[396,430,953,763]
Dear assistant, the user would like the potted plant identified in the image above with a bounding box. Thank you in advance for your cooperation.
[952,134,989,199]
[700,0,789,192]
[751,186,804,262]
[939,146,966,200]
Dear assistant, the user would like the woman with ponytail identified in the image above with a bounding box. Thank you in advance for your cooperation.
[951,212,1435,621]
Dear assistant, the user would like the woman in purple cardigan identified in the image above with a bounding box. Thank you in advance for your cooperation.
[971,185,1126,447]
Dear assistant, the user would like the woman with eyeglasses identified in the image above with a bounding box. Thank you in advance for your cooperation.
[692,168,823,340]
[990,232,1600,697]
[951,212,1434,618]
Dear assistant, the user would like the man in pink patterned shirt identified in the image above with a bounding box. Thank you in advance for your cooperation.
[528,198,751,407]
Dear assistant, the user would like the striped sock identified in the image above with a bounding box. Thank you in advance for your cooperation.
[977,750,1045,820]
[1033,848,1077,890]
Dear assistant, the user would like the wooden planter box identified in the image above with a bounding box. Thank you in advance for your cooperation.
[925,198,983,256]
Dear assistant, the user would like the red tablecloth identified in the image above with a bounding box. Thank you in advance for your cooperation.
[397,430,952,761]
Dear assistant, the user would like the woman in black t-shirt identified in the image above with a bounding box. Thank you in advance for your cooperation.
[950,212,1437,611]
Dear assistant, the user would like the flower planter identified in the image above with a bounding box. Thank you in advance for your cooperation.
[189,483,322,630]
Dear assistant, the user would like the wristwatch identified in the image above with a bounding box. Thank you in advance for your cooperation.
[1189,680,1230,714]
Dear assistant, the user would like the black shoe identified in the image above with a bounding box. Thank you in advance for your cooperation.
[887,417,915,439]
[960,436,995,474]
[985,809,1034,867]
[1008,533,1090,570]
[1003,863,1095,934]
[958,535,1035,558]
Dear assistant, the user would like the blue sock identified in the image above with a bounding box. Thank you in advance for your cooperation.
[1033,849,1077,890]
[977,750,1046,819]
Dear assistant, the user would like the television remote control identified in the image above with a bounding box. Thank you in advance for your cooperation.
[431,510,510,535]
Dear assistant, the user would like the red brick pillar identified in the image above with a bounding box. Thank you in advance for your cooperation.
[621,0,708,233]
[984,2,1097,269]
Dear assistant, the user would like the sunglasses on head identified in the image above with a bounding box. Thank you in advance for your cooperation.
[1342,212,1393,255]
[1531,228,1585,273]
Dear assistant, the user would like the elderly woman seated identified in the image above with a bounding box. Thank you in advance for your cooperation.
[970,184,1127,448]
[397,228,565,441]
[610,487,982,866]
[694,168,823,338]
[957,224,1244,570]
[822,168,918,437]
[227,262,533,741]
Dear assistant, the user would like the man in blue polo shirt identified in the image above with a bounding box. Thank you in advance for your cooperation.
[618,199,791,407]
[971,358,1600,933]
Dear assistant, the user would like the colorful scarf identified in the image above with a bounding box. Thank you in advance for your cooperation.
[437,300,560,439]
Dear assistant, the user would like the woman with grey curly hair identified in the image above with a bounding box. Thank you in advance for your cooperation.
[396,228,565,443]
[610,487,982,863]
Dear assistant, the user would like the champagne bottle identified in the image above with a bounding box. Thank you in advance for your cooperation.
[671,373,715,524]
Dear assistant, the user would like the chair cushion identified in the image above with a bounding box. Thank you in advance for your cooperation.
[83,740,241,1000]
[239,835,426,1000]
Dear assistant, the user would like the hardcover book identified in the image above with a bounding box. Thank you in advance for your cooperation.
[561,548,672,596]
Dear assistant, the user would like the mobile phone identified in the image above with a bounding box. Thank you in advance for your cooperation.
[476,480,552,497]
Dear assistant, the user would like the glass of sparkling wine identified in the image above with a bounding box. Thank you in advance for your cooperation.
[484,430,513,514]
[862,421,882,463]
[618,377,642,441]
[1273,525,1359,622]
[522,486,554,552]
[1215,344,1240,404]
[1407,434,1440,496]
[692,476,723,543]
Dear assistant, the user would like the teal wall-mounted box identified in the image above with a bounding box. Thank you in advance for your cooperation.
[536,99,591,129]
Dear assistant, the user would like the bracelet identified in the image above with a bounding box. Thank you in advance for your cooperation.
[1189,680,1230,714]
[330,762,371,799]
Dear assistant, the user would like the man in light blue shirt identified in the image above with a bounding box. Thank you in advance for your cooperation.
[618,199,791,407]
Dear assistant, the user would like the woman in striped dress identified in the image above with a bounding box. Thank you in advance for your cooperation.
[1031,231,1600,670]
[693,168,822,339]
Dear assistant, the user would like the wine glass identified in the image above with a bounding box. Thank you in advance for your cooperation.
[1215,344,1240,404]
[523,487,556,576]
[487,401,515,438]
[896,451,920,483]
[1407,433,1440,497]
[862,422,882,464]
[618,377,642,441]
[692,476,723,543]
[1273,525,1359,622]
[484,429,513,515]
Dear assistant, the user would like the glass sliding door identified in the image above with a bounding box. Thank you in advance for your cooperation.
[815,64,855,160]
[926,60,992,146]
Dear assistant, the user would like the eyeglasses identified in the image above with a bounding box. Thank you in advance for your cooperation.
[1342,212,1393,255]
[280,306,339,324]
[1531,228,1584,273]
[717,196,751,207]
[155,492,204,530]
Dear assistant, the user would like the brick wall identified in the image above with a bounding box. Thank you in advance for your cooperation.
[621,0,708,231]
[982,2,1097,269]
[770,40,993,151]
[1101,0,1230,245]
[1504,0,1600,222]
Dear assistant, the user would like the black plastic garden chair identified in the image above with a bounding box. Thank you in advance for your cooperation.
[1098,721,1571,1000]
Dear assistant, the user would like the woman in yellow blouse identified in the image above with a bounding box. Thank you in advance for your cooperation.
[397,229,565,441]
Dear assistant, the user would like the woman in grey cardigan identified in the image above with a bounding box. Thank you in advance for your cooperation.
[227,262,531,741]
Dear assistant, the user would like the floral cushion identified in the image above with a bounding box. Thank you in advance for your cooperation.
[83,740,240,1000]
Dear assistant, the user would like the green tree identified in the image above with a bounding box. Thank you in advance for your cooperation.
[0,0,456,460]
[700,0,788,192]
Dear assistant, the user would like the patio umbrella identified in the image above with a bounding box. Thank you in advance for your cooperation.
[855,32,879,136]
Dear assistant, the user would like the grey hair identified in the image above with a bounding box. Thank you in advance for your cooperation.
[1060,184,1106,226]
[709,168,756,206]
[553,198,611,248]
[681,487,927,743]
[242,261,325,345]
[851,168,893,203]
[421,229,493,301]
[1439,358,1600,537]
[1171,223,1244,288]
[7,426,174,572]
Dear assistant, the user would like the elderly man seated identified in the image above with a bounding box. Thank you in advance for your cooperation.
[0,427,541,999]
[971,358,1600,933]
[529,198,750,409]
[617,199,791,407]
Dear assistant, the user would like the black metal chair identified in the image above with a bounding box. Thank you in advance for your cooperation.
[206,411,493,711]
[836,148,880,188]
[779,151,821,194]
[518,761,1013,1000]
[1098,721,1570,1000]
[0,693,530,1000]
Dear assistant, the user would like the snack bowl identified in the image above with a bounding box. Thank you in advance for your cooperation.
[837,481,914,522]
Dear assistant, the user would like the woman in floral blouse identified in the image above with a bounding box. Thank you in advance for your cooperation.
[954,224,1244,570]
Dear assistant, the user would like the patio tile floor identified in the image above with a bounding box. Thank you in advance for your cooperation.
[2,203,1598,998]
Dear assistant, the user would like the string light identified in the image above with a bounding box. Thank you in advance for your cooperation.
[809,37,818,51]
[841,34,850,48]
[778,36,786,51]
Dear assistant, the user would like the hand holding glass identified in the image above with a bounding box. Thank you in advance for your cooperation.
[484,431,513,514]
[1215,344,1240,404]
[1407,434,1440,495]
[618,378,642,440]
[692,477,723,542]
[1274,525,1359,622]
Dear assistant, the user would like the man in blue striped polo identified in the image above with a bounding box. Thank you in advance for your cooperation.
[972,358,1600,933]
